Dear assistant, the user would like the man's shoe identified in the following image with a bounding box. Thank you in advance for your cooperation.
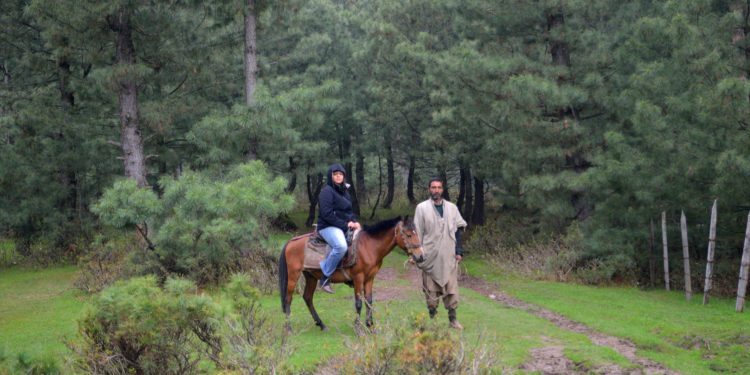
[449,319,463,330]
[319,277,334,294]
[428,307,437,319]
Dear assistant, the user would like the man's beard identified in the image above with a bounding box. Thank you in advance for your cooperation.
[431,193,442,201]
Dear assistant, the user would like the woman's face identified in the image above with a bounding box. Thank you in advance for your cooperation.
[332,171,345,185]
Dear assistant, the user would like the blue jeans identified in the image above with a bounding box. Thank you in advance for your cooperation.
[319,226,347,277]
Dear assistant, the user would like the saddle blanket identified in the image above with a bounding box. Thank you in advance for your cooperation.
[303,229,360,270]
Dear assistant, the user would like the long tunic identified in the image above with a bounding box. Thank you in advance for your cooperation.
[414,199,467,286]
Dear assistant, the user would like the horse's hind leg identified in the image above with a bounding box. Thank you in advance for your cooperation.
[303,272,327,331]
[284,266,302,333]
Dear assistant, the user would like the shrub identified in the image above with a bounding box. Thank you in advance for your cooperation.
[466,222,585,282]
[74,235,135,293]
[67,276,224,374]
[0,349,60,375]
[340,314,496,374]
[92,161,294,286]
[221,274,290,374]
[67,274,287,374]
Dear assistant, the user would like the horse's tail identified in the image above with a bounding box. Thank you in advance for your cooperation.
[279,241,289,313]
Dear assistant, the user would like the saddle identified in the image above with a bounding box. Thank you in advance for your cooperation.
[302,228,360,271]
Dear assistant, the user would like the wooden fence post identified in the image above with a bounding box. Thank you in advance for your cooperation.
[681,211,692,300]
[649,219,656,287]
[662,211,670,291]
[703,199,717,305]
[736,211,750,312]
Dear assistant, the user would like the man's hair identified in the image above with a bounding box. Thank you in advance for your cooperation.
[427,176,444,188]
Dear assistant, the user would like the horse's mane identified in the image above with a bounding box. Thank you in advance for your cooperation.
[362,216,402,235]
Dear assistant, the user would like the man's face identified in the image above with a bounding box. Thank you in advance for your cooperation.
[429,181,443,201]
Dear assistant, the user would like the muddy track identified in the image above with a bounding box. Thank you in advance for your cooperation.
[315,266,679,374]
[459,272,679,374]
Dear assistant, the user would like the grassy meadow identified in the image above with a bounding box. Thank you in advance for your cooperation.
[466,258,750,374]
[1,227,749,373]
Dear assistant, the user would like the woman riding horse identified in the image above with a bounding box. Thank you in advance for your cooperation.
[316,163,360,293]
[278,216,424,332]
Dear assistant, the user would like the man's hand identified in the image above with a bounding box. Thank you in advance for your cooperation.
[455,254,463,263]
[347,221,361,230]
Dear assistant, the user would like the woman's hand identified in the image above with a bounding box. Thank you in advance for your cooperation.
[347,221,361,230]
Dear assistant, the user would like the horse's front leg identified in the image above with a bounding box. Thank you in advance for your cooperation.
[364,279,375,328]
[353,275,365,335]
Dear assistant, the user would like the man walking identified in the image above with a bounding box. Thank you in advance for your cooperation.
[414,177,467,329]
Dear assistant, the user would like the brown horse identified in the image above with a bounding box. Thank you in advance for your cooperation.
[278,216,424,331]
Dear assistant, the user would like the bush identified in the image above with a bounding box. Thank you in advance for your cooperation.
[92,161,294,286]
[466,222,585,282]
[0,349,60,375]
[67,276,224,374]
[67,274,287,374]
[340,314,496,374]
[222,274,290,374]
[74,235,136,293]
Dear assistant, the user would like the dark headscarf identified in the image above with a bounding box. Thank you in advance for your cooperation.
[326,163,348,193]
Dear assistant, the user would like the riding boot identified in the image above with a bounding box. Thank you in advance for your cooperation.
[428,307,437,319]
[319,276,334,294]
[448,308,463,330]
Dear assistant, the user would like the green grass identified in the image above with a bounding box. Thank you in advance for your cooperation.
[0,266,84,363]
[268,252,634,373]
[7,229,744,373]
[465,258,750,374]
[0,239,17,267]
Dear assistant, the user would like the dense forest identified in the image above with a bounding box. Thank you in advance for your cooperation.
[2,0,750,286]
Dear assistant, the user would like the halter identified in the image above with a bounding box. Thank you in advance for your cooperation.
[396,222,421,250]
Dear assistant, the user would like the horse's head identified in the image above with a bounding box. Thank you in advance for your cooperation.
[396,216,425,263]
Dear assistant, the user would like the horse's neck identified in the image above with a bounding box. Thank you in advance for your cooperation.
[362,230,397,262]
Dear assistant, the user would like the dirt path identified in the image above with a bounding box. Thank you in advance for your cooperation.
[317,266,679,374]
[458,272,679,375]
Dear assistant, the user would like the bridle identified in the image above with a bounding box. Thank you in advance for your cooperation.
[396,222,425,263]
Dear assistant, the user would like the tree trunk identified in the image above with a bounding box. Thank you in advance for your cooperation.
[457,162,467,212]
[661,211,670,291]
[681,211,691,300]
[736,211,750,312]
[464,165,473,221]
[471,176,484,225]
[546,10,571,67]
[244,0,257,106]
[439,168,449,201]
[370,154,384,220]
[407,155,416,204]
[243,0,259,160]
[58,59,75,108]
[1,62,9,84]
[356,152,366,204]
[548,7,592,222]
[383,143,395,209]
[649,219,656,287]
[703,199,718,305]
[285,157,297,193]
[111,9,147,187]
[346,161,360,217]
[305,173,323,227]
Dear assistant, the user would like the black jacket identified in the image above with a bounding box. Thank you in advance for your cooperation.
[317,163,356,231]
